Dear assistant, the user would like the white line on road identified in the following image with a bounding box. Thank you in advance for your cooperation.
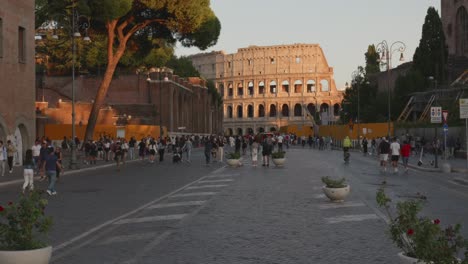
[147,201,206,209]
[122,231,173,264]
[205,173,240,178]
[186,184,228,190]
[319,202,365,210]
[98,232,160,245]
[199,179,234,183]
[170,192,217,198]
[313,194,326,199]
[113,214,187,225]
[325,214,379,224]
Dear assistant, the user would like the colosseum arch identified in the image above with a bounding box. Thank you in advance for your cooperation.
[306,80,316,93]
[227,106,233,118]
[237,105,243,118]
[269,104,277,117]
[258,104,265,117]
[320,79,329,92]
[307,103,316,115]
[237,128,243,135]
[281,80,289,93]
[320,103,329,112]
[247,127,254,135]
[237,82,244,96]
[247,105,254,118]
[227,128,233,136]
[258,81,265,94]
[333,103,340,116]
[294,104,302,116]
[248,81,254,95]
[281,104,289,117]
[228,83,233,97]
[269,81,277,94]
[294,80,302,93]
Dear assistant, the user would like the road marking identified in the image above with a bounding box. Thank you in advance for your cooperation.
[319,202,365,209]
[170,192,217,198]
[186,184,228,190]
[325,214,379,224]
[52,172,218,254]
[313,194,326,199]
[113,214,187,225]
[98,232,159,245]
[199,179,234,183]
[147,201,206,209]
[122,231,173,264]
[205,173,240,178]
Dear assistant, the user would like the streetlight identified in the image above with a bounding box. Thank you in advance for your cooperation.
[376,40,406,137]
[429,76,439,168]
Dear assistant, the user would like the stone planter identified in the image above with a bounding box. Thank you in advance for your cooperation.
[272,158,285,166]
[322,185,350,202]
[226,158,241,167]
[0,246,52,264]
[397,252,427,264]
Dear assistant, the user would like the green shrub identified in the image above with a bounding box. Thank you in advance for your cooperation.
[227,152,241,159]
[271,151,286,159]
[321,176,347,188]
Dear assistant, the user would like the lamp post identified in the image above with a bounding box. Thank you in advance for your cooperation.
[429,76,439,168]
[376,40,406,138]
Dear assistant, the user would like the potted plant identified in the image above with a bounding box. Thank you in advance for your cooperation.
[376,188,468,264]
[271,151,286,166]
[321,176,350,202]
[0,191,53,264]
[226,152,241,167]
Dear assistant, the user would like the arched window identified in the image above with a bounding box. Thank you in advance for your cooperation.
[294,80,302,93]
[227,106,233,118]
[270,81,277,94]
[307,103,316,115]
[237,128,243,135]
[320,103,329,113]
[258,127,265,133]
[258,81,265,94]
[281,80,289,93]
[270,127,277,132]
[248,81,254,95]
[281,104,289,117]
[258,104,265,117]
[237,105,243,118]
[269,104,277,117]
[227,128,233,136]
[228,83,233,96]
[333,103,340,116]
[294,104,302,117]
[247,105,254,118]
[218,83,225,98]
[237,82,244,96]
[247,127,254,135]
[320,79,329,92]
[307,80,316,93]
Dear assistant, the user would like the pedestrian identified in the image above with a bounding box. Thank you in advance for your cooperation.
[54,146,63,181]
[362,137,368,155]
[204,137,213,166]
[148,140,157,163]
[38,141,48,181]
[42,147,61,196]
[121,139,129,164]
[217,137,224,162]
[378,137,390,172]
[401,140,411,173]
[138,138,146,161]
[6,140,16,174]
[114,142,123,170]
[371,138,376,156]
[262,136,272,167]
[390,137,401,173]
[251,139,259,167]
[32,140,41,175]
[22,149,34,193]
[128,137,136,160]
[0,141,6,176]
[158,138,166,162]
[182,138,193,163]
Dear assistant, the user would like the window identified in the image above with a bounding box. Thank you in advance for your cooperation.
[269,81,277,94]
[228,83,233,96]
[18,27,26,62]
[306,80,316,93]
[0,18,3,57]
[228,61,231,68]
[320,79,329,92]
[248,81,254,95]
[247,105,254,118]
[295,56,301,63]
[227,106,233,118]
[294,80,302,93]
[237,83,243,96]
[294,104,302,117]
[237,105,243,118]
[269,104,277,117]
[281,80,289,93]
[248,59,252,66]
[281,104,289,117]
[258,104,265,117]
[258,81,265,94]
[270,58,275,64]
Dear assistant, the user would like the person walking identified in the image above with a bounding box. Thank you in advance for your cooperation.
[158,138,166,162]
[362,137,368,156]
[6,140,16,174]
[0,141,7,176]
[148,140,157,163]
[42,147,61,196]
[251,139,259,167]
[22,149,34,193]
[32,140,41,175]
[114,142,124,170]
[217,137,224,162]
[204,137,213,166]
[378,137,391,172]
[390,137,401,173]
[182,138,193,163]
[54,147,63,182]
[128,137,136,160]
[401,140,411,173]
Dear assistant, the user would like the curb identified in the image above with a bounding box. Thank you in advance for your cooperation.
[0,159,141,188]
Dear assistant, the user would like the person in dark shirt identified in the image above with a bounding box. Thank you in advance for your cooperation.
[42,147,61,195]
[378,137,391,172]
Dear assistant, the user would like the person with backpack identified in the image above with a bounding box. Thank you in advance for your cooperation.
[262,136,273,167]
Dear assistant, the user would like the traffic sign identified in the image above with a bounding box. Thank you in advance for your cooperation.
[460,99,468,119]
[431,107,442,123]
[442,110,448,123]
[443,123,448,131]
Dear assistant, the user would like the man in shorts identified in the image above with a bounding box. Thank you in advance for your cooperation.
[390,137,401,173]
[378,137,390,172]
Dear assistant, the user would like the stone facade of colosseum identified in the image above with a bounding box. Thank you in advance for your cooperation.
[189,44,344,135]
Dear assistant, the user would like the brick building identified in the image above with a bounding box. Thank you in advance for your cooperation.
[189,44,344,135]
[0,0,36,165]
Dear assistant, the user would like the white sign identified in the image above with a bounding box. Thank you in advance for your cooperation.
[460,99,468,119]
[431,107,442,123]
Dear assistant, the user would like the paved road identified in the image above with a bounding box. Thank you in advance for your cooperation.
[1,147,468,263]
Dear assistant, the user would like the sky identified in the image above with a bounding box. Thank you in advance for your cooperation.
[175,0,441,91]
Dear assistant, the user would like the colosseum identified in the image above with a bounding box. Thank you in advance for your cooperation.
[189,44,344,135]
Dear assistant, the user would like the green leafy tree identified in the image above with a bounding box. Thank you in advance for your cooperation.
[413,7,448,83]
[365,45,380,75]
[166,56,201,78]
[37,0,221,140]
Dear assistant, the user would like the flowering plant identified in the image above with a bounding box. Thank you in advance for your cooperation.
[0,190,52,250]
[376,188,468,263]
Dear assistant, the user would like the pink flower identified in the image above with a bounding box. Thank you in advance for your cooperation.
[433,219,441,225]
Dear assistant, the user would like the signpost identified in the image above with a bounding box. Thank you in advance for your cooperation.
[431,107,442,168]
[442,110,449,160]
[459,99,468,168]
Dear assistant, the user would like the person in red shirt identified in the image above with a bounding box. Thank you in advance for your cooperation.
[401,140,411,173]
